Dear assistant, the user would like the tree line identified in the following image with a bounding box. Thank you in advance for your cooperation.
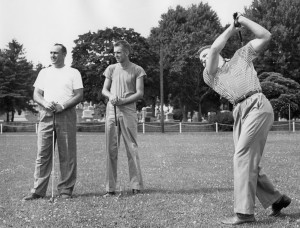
[1,0,300,122]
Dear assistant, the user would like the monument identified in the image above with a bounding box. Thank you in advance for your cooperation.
[81,101,94,122]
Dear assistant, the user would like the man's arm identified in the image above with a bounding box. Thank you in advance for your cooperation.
[116,76,144,106]
[55,88,84,113]
[33,87,56,112]
[102,77,119,105]
[206,23,237,76]
[237,15,271,53]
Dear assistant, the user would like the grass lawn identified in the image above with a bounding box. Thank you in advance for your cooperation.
[0,131,299,227]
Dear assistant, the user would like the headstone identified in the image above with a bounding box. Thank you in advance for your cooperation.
[192,112,198,122]
[82,101,94,122]
[14,111,28,122]
[165,112,174,122]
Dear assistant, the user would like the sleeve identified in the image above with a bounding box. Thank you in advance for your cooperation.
[136,66,146,79]
[237,42,258,63]
[73,69,83,90]
[203,68,214,88]
[103,65,114,80]
[33,69,45,90]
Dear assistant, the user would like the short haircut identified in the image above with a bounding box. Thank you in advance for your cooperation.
[114,40,132,54]
[54,43,67,54]
[197,45,211,57]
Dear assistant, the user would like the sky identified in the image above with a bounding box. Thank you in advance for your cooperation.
[0,0,253,67]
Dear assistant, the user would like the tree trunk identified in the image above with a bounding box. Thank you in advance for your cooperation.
[11,111,14,122]
[198,104,202,122]
[6,112,9,122]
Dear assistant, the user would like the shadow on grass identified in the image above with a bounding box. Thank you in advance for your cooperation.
[72,187,233,199]
[255,212,300,226]
[142,187,233,195]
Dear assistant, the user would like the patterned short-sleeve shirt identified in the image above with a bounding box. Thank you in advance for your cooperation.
[203,42,262,104]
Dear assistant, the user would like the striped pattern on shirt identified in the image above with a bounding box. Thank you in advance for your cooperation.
[203,42,262,104]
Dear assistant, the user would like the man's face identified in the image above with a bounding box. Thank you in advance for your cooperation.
[114,45,128,63]
[50,45,65,66]
[199,48,210,67]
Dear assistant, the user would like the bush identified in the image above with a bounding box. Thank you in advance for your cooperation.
[208,111,234,131]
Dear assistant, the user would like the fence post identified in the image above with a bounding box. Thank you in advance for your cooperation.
[216,122,218,133]
[143,122,145,134]
[179,122,182,133]
[0,123,2,134]
[36,123,38,133]
[293,120,295,132]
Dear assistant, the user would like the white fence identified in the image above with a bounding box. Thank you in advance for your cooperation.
[1,121,299,134]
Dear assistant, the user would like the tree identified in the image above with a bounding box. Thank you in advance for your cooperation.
[72,27,159,109]
[148,3,223,121]
[259,72,300,119]
[243,0,300,83]
[0,40,36,122]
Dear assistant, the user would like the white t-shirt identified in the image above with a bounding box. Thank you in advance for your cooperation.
[34,66,83,104]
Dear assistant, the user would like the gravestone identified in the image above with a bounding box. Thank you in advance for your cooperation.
[82,101,94,122]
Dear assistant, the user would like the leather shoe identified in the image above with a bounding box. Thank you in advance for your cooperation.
[221,213,255,225]
[269,194,291,217]
[60,193,72,199]
[22,193,43,201]
[132,189,141,195]
[103,192,116,198]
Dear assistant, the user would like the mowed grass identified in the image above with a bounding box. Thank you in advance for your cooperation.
[0,131,299,228]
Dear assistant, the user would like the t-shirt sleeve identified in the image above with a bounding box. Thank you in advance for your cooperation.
[33,69,45,90]
[136,66,146,79]
[73,69,83,90]
[103,65,114,80]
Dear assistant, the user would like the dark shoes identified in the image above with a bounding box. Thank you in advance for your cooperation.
[269,194,291,217]
[22,193,43,201]
[221,213,255,225]
[103,192,116,198]
[132,189,141,195]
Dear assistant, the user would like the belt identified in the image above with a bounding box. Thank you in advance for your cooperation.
[234,90,261,105]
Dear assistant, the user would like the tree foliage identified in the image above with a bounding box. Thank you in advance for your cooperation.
[72,27,159,108]
[243,0,300,83]
[259,72,300,119]
[0,40,37,122]
[148,3,223,121]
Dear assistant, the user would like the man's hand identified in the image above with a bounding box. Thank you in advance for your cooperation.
[109,95,119,105]
[54,103,64,113]
[44,101,57,112]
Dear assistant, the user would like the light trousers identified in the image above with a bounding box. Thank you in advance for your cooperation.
[233,93,282,214]
[32,108,77,196]
[105,102,143,192]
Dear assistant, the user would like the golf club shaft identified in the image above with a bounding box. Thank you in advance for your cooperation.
[238,31,243,46]
[114,105,123,195]
[51,112,56,199]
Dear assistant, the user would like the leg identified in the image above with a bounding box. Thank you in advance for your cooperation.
[105,104,119,192]
[56,108,77,196]
[119,113,143,191]
[31,113,54,197]
[234,95,281,214]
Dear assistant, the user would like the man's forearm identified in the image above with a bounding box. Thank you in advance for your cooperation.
[238,16,271,40]
[119,91,143,106]
[211,25,236,54]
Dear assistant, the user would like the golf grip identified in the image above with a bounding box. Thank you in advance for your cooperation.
[114,105,117,126]
[233,12,243,46]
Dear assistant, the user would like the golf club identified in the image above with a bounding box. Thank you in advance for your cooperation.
[49,112,56,203]
[233,12,243,46]
[114,105,123,199]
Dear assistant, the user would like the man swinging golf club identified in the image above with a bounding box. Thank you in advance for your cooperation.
[198,13,291,225]
[23,43,83,201]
